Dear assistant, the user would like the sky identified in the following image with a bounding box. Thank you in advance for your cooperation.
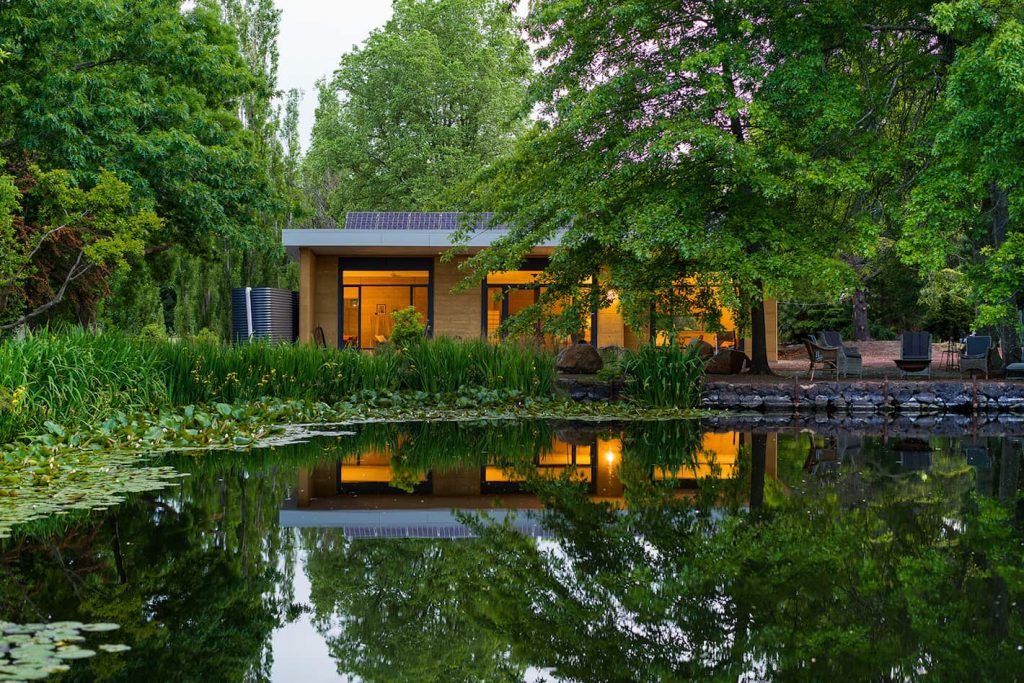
[275,0,394,150]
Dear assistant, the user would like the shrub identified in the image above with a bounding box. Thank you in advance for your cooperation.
[389,306,426,350]
[191,328,220,344]
[621,343,705,408]
[139,322,167,341]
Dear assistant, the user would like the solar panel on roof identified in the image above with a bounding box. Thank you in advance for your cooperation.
[343,211,501,230]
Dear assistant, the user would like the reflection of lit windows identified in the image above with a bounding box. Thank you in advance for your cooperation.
[483,439,597,492]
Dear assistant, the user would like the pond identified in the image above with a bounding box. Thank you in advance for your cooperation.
[1,419,1022,681]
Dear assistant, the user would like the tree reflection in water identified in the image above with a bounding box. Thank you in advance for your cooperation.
[302,422,1024,682]
[0,422,1020,682]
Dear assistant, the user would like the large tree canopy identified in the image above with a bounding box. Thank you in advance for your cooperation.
[0,0,296,331]
[304,0,532,222]
[451,0,971,371]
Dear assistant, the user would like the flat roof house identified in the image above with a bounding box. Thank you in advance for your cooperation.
[283,212,777,360]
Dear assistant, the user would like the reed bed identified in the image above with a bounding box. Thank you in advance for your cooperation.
[0,328,167,442]
[401,337,556,396]
[0,330,559,441]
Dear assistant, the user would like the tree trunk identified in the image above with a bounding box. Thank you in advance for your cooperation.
[987,184,1021,362]
[749,284,772,375]
[851,289,870,341]
[749,432,767,510]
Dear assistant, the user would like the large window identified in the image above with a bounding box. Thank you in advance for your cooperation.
[482,264,595,347]
[340,259,432,349]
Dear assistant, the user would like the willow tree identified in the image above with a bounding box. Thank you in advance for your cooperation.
[304,0,532,221]
[453,1,942,372]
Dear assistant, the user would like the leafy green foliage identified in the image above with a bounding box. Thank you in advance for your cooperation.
[0,0,299,337]
[304,0,531,220]
[919,268,976,340]
[388,306,427,350]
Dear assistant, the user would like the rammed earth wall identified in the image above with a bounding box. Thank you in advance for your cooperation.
[702,381,1024,414]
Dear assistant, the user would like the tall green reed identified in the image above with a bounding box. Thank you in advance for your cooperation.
[0,328,167,442]
[621,343,705,408]
[400,338,555,395]
[0,329,559,442]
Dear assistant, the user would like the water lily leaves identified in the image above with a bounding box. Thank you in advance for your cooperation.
[42,422,64,438]
[98,643,131,653]
[215,402,233,417]
[0,621,127,679]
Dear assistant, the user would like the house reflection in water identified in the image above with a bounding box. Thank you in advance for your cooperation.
[280,427,778,538]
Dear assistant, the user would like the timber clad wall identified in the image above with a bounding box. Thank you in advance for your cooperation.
[432,256,482,340]
[314,255,339,347]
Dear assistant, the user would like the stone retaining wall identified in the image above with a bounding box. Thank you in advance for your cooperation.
[703,380,1024,414]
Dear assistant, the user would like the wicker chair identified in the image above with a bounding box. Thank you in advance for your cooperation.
[821,330,863,378]
[959,335,992,379]
[804,337,840,381]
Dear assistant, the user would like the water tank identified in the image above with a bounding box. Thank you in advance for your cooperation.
[231,287,298,343]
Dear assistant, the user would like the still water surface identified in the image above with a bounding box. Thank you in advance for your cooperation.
[2,419,1023,681]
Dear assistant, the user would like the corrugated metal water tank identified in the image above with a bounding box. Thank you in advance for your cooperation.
[231,287,298,343]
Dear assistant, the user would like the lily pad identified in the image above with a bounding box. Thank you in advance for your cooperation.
[98,643,131,653]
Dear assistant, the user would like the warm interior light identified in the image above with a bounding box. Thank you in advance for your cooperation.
[605,450,616,464]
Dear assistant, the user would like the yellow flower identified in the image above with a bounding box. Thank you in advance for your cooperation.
[10,385,27,408]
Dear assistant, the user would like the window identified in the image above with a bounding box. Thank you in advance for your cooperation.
[482,266,596,347]
[340,259,433,349]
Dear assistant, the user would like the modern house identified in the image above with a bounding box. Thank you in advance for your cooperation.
[282,212,778,360]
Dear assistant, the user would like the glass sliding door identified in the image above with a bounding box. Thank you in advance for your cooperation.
[483,265,596,347]
[339,259,433,349]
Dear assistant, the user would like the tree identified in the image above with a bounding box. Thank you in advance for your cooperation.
[0,168,161,330]
[453,0,907,372]
[0,0,272,331]
[304,0,532,220]
[901,0,1024,360]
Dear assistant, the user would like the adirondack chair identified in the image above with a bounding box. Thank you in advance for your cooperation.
[820,330,863,378]
[894,331,932,379]
[959,335,992,379]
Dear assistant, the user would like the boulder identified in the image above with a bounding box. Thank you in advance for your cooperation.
[705,349,748,375]
[687,338,715,360]
[556,342,604,374]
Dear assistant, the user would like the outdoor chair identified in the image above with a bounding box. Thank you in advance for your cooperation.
[894,331,932,379]
[313,325,327,348]
[959,335,992,379]
[803,336,840,382]
[820,330,863,378]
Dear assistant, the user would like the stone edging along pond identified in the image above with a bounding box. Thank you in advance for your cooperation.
[702,380,1024,415]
